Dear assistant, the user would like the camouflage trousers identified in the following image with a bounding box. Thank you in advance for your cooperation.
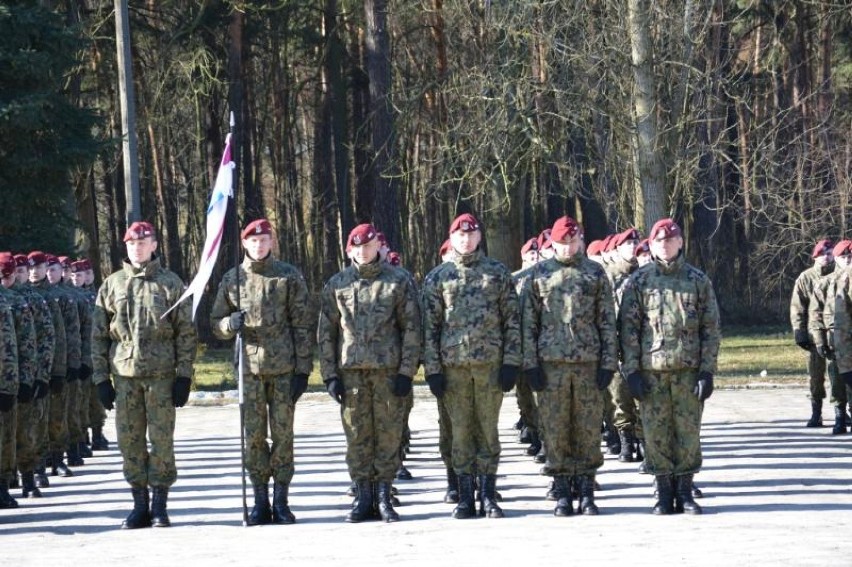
[0,404,15,481]
[340,369,404,483]
[78,378,90,437]
[602,385,615,427]
[611,371,644,438]
[806,348,847,405]
[401,390,414,454]
[48,386,68,453]
[515,375,540,432]
[444,363,503,475]
[66,378,82,446]
[88,380,106,428]
[437,397,453,468]
[243,373,295,486]
[535,362,604,477]
[35,394,49,459]
[639,370,702,476]
[115,376,177,488]
[16,400,40,472]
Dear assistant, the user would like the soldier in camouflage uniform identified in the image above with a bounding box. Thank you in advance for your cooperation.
[76,260,109,451]
[0,289,18,510]
[513,238,542,459]
[92,221,197,529]
[69,259,101,452]
[791,239,835,428]
[809,240,852,434]
[211,219,314,526]
[834,254,852,404]
[318,223,421,523]
[422,213,521,519]
[620,218,720,515]
[521,216,617,516]
[635,239,652,267]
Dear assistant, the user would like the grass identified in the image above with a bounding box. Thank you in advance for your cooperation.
[193,326,809,391]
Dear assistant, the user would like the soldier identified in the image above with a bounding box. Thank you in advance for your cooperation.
[809,240,852,434]
[69,259,101,452]
[77,260,109,451]
[513,238,542,458]
[620,218,720,515]
[791,239,835,427]
[521,216,617,516]
[421,213,521,519]
[210,219,314,526]
[635,238,652,267]
[91,221,197,529]
[318,223,421,523]
[0,287,18,509]
[834,255,852,402]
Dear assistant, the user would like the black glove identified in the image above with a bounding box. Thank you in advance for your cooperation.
[17,383,33,403]
[172,376,192,408]
[694,371,714,402]
[524,367,546,392]
[499,364,518,393]
[291,373,309,403]
[0,393,14,413]
[227,311,245,332]
[794,329,811,351]
[627,371,649,401]
[391,374,413,397]
[67,367,80,382]
[596,368,615,391]
[817,345,835,360]
[50,375,65,394]
[33,381,49,400]
[80,364,93,381]
[426,373,446,398]
[840,371,852,389]
[325,377,344,404]
[97,380,116,411]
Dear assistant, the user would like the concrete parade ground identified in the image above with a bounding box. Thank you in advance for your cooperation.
[2,387,851,567]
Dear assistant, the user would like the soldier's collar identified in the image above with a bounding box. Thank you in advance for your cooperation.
[454,249,482,267]
[653,252,684,275]
[353,257,383,278]
[553,252,582,267]
[243,253,273,273]
[123,256,160,278]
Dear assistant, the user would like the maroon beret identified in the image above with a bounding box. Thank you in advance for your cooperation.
[537,229,553,251]
[347,223,378,249]
[812,239,834,258]
[449,213,480,234]
[27,251,47,267]
[521,237,539,255]
[586,240,604,257]
[387,251,401,266]
[551,216,582,243]
[649,218,682,241]
[57,256,71,268]
[241,219,272,240]
[831,240,851,258]
[70,259,91,273]
[13,254,27,268]
[635,238,651,256]
[45,254,61,267]
[0,253,15,277]
[123,221,156,242]
[612,227,641,248]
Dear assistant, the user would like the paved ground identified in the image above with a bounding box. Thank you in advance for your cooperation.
[2,387,851,566]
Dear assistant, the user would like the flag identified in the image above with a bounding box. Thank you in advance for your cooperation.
[163,133,234,320]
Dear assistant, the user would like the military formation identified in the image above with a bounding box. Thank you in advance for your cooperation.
[7,212,852,528]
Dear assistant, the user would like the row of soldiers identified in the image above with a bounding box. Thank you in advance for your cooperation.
[0,252,108,509]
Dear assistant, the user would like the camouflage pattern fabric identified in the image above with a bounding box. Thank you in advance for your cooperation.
[47,385,68,453]
[513,266,539,434]
[834,269,852,375]
[16,399,40,472]
[606,257,643,437]
[437,396,453,468]
[242,373,296,486]
[30,279,67,378]
[12,283,54,392]
[792,263,832,343]
[808,270,848,405]
[53,284,81,374]
[0,405,15,482]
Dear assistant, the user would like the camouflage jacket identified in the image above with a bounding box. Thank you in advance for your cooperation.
[211,255,315,377]
[421,249,521,375]
[91,257,197,384]
[318,260,421,379]
[0,294,18,396]
[0,286,37,389]
[64,282,93,368]
[51,283,81,371]
[521,254,617,371]
[13,283,55,385]
[808,268,846,348]
[30,279,68,377]
[606,256,638,312]
[834,269,852,373]
[619,254,721,375]
[791,263,833,340]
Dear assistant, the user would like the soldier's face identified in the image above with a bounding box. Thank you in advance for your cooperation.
[552,235,583,260]
[70,272,85,287]
[637,253,652,267]
[521,250,539,268]
[450,230,481,255]
[85,270,94,285]
[243,234,272,261]
[651,235,682,261]
[15,266,27,284]
[126,237,158,267]
[815,253,833,266]
[350,238,381,264]
[618,240,638,262]
[540,247,554,260]
[836,254,852,269]
[46,265,63,284]
[29,264,47,283]
[1,274,14,288]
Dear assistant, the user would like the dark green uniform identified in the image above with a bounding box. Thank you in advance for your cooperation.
[791,263,835,404]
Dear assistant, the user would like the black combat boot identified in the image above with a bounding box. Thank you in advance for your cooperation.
[376,481,399,522]
[832,404,848,435]
[452,474,476,519]
[35,459,49,488]
[122,487,151,529]
[675,474,702,514]
[21,471,42,498]
[545,479,559,501]
[806,399,823,427]
[150,486,171,527]
[618,429,634,463]
[247,482,272,526]
[578,475,599,515]
[604,422,621,455]
[80,440,93,459]
[0,479,19,509]
[691,481,704,498]
[518,425,533,444]
[66,443,84,467]
[91,427,109,451]
[637,440,648,474]
[534,441,546,464]
[553,476,573,517]
[272,481,296,524]
[346,480,357,497]
[51,452,73,477]
[444,468,460,503]
[346,481,374,523]
[9,475,19,489]
[525,429,542,457]
[478,474,503,518]
[651,475,674,515]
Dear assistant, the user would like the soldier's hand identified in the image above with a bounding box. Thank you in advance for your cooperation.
[817,345,835,360]
[172,376,192,408]
[596,368,615,391]
[291,373,309,403]
[227,310,246,332]
[325,377,344,404]
[33,381,49,400]
[97,380,116,411]
[0,393,14,413]
[794,329,811,351]
[391,374,413,397]
[80,364,93,381]
[499,364,518,392]
[50,375,65,394]
[626,371,648,401]
[426,374,446,398]
[694,371,714,402]
[524,367,546,392]
[841,371,852,389]
[67,367,81,382]
[17,383,33,403]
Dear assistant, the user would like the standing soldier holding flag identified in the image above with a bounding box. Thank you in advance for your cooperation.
[211,219,315,526]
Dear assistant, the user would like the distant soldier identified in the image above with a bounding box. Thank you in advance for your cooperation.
[421,213,521,519]
[318,224,421,523]
[834,251,852,405]
[92,221,197,529]
[790,239,835,427]
[513,238,542,458]
[620,218,720,515]
[77,259,109,451]
[0,289,18,509]
[635,238,652,267]
[210,219,315,526]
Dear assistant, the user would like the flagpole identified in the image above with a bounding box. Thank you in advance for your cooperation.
[230,111,249,527]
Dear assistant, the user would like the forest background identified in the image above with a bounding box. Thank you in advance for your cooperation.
[1,0,850,344]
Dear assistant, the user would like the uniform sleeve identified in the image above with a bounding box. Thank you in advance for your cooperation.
[395,278,421,378]
[169,279,198,380]
[499,271,522,367]
[807,279,828,348]
[834,272,852,374]
[421,274,444,376]
[790,273,809,332]
[90,284,111,385]
[14,305,37,388]
[210,274,236,341]
[33,298,55,385]
[62,293,81,371]
[596,274,618,372]
[521,275,541,371]
[618,276,642,376]
[78,296,93,368]
[0,304,19,396]
[317,282,341,381]
[288,270,316,376]
[698,275,722,375]
[48,296,67,378]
